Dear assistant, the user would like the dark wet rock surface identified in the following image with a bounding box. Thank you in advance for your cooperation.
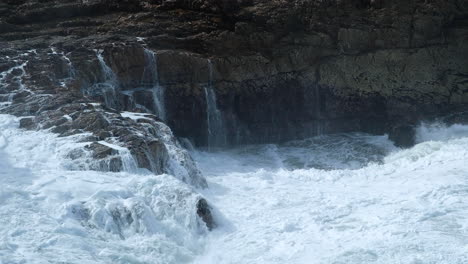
[197,198,216,231]
[1,0,467,165]
[389,124,417,148]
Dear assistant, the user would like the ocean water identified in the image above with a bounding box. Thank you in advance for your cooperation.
[193,125,468,264]
[0,115,208,264]
[1,114,467,263]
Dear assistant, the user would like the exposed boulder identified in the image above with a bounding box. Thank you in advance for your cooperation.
[197,198,216,231]
[388,124,416,148]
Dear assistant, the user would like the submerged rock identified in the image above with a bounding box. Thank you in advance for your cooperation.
[65,174,216,242]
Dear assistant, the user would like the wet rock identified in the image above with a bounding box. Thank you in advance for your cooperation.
[19,117,35,130]
[51,123,72,134]
[71,112,110,133]
[105,157,123,172]
[389,124,416,148]
[84,142,124,172]
[87,142,119,159]
[197,198,216,231]
[127,137,167,174]
[1,0,467,180]
[442,111,468,126]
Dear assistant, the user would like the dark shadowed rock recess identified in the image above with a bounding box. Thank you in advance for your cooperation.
[1,0,467,154]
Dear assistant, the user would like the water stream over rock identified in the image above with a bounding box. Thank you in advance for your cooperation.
[204,60,227,150]
[142,49,166,121]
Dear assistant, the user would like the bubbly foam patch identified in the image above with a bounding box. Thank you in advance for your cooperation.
[194,124,468,264]
[0,115,209,264]
[2,113,468,264]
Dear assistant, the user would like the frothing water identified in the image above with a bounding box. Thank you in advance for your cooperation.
[1,112,467,264]
[192,123,468,264]
[0,114,208,264]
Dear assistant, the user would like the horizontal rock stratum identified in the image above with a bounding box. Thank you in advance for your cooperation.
[1,0,467,147]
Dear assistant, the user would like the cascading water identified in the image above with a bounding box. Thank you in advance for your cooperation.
[0,62,28,101]
[313,84,324,136]
[89,50,120,109]
[142,49,166,121]
[0,50,37,109]
[96,140,139,173]
[204,59,227,149]
[120,111,207,188]
[62,52,75,79]
[50,47,75,82]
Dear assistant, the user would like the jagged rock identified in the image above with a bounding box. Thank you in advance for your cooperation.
[0,0,467,172]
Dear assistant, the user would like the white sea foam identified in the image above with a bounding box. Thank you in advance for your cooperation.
[194,126,468,264]
[0,114,209,264]
[1,112,468,264]
[416,122,468,143]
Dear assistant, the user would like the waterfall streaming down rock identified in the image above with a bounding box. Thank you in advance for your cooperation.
[96,140,139,173]
[119,111,207,188]
[0,61,28,92]
[0,62,28,107]
[204,59,227,149]
[143,49,166,121]
[50,47,75,82]
[62,54,75,79]
[179,137,195,151]
[91,50,120,110]
[0,50,35,109]
[313,85,324,136]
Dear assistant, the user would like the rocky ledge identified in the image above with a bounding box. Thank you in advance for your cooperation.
[0,45,212,228]
[1,0,467,232]
[1,0,468,157]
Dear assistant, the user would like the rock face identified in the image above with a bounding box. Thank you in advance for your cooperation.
[0,44,207,188]
[196,198,216,231]
[1,0,467,150]
[388,124,416,148]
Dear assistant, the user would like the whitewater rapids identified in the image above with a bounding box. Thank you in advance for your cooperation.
[1,114,468,263]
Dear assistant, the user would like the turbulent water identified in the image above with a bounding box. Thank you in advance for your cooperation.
[194,124,468,264]
[0,115,208,264]
[1,114,468,263]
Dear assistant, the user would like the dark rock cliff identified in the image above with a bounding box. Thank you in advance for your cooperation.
[1,0,467,150]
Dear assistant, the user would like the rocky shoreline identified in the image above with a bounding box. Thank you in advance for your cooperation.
[1,0,467,174]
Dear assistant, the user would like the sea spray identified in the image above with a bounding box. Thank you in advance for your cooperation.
[193,124,468,263]
[0,114,210,263]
